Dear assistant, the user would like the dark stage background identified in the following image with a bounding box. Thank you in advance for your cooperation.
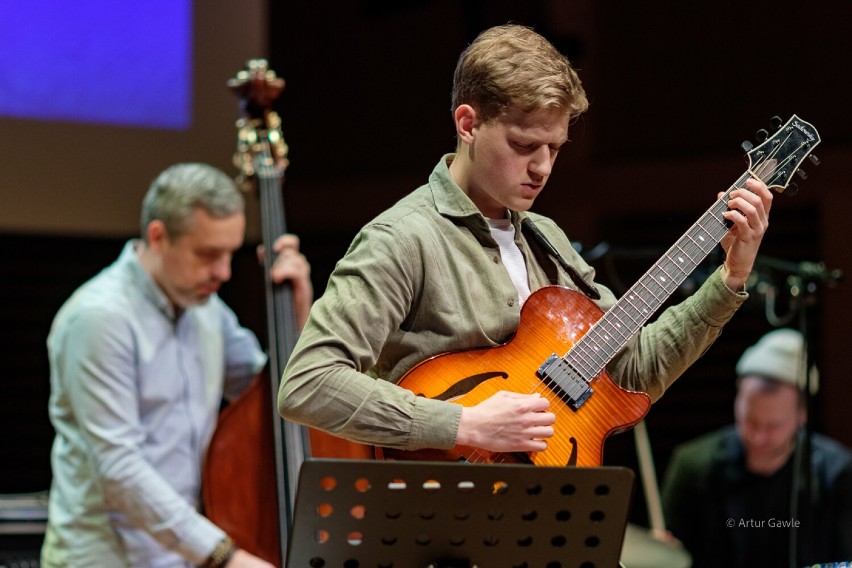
[2,0,850,538]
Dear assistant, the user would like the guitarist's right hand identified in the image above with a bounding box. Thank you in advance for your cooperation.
[456,391,555,452]
[223,549,276,568]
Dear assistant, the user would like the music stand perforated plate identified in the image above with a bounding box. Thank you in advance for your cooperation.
[287,458,634,568]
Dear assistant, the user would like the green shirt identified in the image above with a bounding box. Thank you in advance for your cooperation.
[280,155,746,451]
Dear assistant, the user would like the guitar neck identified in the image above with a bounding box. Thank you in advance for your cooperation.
[562,115,822,379]
[565,175,746,379]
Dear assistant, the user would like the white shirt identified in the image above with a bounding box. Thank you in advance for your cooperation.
[487,217,531,304]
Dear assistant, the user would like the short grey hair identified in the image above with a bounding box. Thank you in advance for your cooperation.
[140,163,245,241]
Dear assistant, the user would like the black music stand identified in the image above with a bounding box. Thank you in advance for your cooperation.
[286,458,634,568]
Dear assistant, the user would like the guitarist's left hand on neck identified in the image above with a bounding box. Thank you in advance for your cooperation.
[720,177,773,292]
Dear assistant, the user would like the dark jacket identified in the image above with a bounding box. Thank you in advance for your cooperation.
[662,425,852,567]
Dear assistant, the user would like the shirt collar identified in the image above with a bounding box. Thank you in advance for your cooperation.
[121,240,180,321]
[428,153,530,242]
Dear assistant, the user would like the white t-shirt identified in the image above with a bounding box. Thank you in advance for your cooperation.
[487,217,531,305]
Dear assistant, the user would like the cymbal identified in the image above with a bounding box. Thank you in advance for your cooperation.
[619,524,692,568]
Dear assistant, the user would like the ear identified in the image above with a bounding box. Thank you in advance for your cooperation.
[146,220,169,253]
[453,104,478,144]
[796,402,808,428]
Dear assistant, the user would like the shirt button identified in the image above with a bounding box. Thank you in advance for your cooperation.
[507,298,515,307]
[493,256,500,264]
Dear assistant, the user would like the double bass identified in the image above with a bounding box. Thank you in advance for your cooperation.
[202,59,370,566]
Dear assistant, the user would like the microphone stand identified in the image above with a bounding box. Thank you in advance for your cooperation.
[789,281,814,568]
[751,255,842,568]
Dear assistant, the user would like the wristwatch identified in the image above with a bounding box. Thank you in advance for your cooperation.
[202,536,238,568]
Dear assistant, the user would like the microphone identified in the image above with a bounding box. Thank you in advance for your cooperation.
[794,261,844,284]
[754,256,843,285]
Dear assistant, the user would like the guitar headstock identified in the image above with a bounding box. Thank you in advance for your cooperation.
[743,115,820,196]
[228,59,288,192]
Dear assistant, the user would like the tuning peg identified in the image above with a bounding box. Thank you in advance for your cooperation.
[770,116,783,129]
[796,169,808,180]
[809,154,821,166]
[755,128,769,142]
[784,181,799,196]
[741,140,754,152]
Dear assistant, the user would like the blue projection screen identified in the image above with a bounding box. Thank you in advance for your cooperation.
[0,1,192,129]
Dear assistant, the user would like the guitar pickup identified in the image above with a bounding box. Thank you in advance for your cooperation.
[536,354,594,411]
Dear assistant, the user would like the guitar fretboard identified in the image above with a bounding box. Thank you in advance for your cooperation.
[563,178,741,382]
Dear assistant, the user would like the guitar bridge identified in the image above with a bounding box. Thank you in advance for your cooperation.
[537,354,594,411]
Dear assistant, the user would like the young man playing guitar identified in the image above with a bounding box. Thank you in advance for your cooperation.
[279,24,772,466]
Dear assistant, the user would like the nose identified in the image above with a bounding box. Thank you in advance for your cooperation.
[745,427,769,449]
[529,145,554,178]
[211,254,232,283]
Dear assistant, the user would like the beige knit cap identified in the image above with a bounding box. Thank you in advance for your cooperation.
[736,328,819,394]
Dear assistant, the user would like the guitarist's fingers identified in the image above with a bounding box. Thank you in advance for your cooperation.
[737,180,771,225]
[530,410,557,426]
[719,178,772,290]
[497,390,552,411]
[722,179,772,232]
[745,177,773,214]
[528,425,556,440]
[499,390,541,398]
[523,439,549,452]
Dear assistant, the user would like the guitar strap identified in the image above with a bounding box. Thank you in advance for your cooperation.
[521,217,601,300]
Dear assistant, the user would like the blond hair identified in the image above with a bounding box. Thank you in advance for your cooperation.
[451,24,588,123]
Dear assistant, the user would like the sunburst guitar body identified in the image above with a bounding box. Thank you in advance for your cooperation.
[378,286,650,467]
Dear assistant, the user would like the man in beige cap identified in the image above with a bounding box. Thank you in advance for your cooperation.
[661,328,852,567]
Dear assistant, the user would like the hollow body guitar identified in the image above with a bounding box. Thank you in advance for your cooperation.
[379,114,820,468]
[381,286,649,468]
